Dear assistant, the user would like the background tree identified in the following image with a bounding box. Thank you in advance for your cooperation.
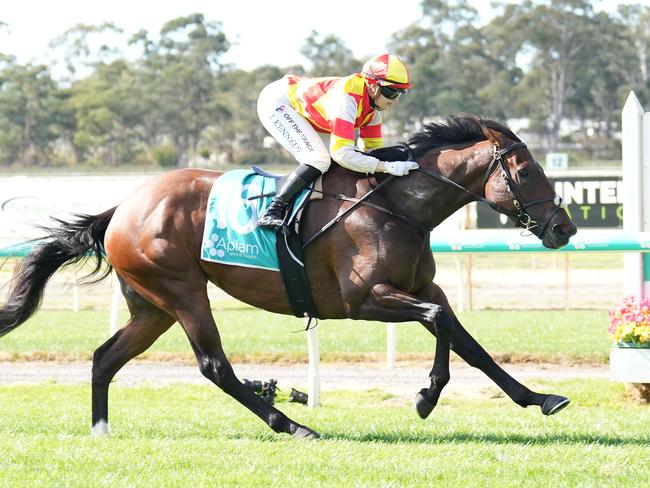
[388,0,481,134]
[510,0,599,150]
[48,23,125,81]
[131,13,230,165]
[300,31,360,77]
[568,10,635,157]
[0,24,15,68]
[615,4,650,105]
[68,60,142,166]
[0,3,647,167]
[0,63,64,166]
[388,26,443,135]
[205,65,285,165]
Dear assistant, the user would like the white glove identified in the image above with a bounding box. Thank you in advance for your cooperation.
[381,160,419,176]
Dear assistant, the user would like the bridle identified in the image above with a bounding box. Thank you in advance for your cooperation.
[301,140,567,249]
[412,141,566,238]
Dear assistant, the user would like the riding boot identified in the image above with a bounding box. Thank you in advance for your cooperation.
[257,164,322,230]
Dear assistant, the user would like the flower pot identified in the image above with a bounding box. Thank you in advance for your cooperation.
[609,346,650,383]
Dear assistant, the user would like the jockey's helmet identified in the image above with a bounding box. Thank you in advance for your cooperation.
[362,54,412,90]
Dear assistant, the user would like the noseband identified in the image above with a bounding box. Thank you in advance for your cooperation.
[413,141,566,238]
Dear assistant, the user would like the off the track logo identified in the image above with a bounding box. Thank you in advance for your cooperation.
[269,108,315,152]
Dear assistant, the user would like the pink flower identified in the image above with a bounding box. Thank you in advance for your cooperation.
[608,295,650,344]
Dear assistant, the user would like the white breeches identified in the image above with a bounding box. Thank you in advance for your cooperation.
[257,78,332,173]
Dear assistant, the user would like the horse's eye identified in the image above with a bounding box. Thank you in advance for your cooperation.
[518,168,529,180]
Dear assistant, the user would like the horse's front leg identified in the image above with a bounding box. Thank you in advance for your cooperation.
[424,282,570,417]
[355,282,454,419]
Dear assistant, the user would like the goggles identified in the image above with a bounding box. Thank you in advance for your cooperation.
[379,84,406,100]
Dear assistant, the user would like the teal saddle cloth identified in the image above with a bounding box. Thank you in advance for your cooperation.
[200,169,310,271]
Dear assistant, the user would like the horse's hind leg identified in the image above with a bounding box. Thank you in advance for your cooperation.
[91,279,175,436]
[173,291,319,439]
[423,283,570,417]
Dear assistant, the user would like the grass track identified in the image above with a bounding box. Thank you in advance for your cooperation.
[0,379,648,486]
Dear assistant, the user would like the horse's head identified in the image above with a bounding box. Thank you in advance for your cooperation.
[482,128,577,249]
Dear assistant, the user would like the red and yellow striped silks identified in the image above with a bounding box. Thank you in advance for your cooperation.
[286,73,382,156]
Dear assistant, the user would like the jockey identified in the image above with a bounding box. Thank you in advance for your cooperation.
[256,53,419,230]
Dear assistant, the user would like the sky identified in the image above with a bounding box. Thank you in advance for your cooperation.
[0,1,646,73]
[0,0,473,71]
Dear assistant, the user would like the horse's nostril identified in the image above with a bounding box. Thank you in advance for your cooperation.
[553,224,570,237]
[554,223,577,237]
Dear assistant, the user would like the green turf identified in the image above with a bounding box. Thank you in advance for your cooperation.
[0,308,611,362]
[0,379,647,487]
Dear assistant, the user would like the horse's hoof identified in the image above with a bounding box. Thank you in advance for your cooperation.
[293,426,320,440]
[415,389,435,419]
[541,395,570,416]
[91,420,110,437]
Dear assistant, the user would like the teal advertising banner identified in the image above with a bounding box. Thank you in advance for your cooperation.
[428,230,650,253]
[200,170,309,271]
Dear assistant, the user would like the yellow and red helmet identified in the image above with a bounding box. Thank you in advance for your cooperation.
[362,53,412,89]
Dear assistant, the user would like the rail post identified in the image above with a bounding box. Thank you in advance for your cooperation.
[622,91,645,298]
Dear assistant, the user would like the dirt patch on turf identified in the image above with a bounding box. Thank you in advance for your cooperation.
[0,360,609,402]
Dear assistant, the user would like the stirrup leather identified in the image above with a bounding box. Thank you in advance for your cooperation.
[256,164,321,230]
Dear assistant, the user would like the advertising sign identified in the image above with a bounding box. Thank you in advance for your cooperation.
[477,175,623,228]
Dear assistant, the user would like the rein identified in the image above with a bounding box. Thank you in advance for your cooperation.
[311,189,427,232]
[413,141,563,238]
[301,140,565,248]
[302,174,402,249]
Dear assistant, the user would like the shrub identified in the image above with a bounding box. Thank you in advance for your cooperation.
[151,144,179,167]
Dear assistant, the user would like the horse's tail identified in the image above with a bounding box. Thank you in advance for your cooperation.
[0,207,117,338]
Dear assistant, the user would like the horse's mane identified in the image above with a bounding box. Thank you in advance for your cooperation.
[368,113,521,161]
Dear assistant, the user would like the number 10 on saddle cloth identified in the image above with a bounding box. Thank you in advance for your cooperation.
[201,169,311,271]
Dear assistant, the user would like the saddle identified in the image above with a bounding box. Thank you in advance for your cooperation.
[251,165,323,200]
[251,166,320,323]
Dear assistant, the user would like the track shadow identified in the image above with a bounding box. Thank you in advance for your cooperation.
[321,431,649,446]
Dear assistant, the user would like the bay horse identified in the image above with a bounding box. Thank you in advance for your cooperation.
[0,114,576,439]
